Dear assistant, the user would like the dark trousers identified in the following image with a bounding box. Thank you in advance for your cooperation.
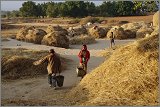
[48,74,56,87]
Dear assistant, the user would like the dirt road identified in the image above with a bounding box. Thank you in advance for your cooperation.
[1,39,134,106]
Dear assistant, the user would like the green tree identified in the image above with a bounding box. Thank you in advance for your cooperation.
[144,1,159,12]
[11,10,20,17]
[116,1,134,16]
[85,2,96,16]
[99,1,119,16]
[19,1,38,17]
[46,2,55,17]
[133,1,146,15]
[59,3,69,17]
[99,1,114,16]
[65,1,78,17]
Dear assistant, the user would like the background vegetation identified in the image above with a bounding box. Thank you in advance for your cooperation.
[1,1,159,18]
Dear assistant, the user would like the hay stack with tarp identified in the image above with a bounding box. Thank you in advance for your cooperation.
[88,26,109,38]
[16,26,35,41]
[41,31,69,48]
[25,29,47,44]
[46,25,68,35]
[65,31,159,106]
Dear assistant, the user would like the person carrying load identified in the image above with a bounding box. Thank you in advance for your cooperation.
[78,44,90,78]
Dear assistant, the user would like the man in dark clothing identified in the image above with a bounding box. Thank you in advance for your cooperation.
[33,49,61,89]
[110,32,115,49]
[78,44,90,78]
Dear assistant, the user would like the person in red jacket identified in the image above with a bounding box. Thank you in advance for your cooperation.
[78,44,90,77]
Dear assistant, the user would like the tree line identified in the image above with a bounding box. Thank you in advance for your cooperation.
[2,1,159,18]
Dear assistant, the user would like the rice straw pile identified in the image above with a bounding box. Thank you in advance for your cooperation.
[2,48,68,80]
[65,32,159,106]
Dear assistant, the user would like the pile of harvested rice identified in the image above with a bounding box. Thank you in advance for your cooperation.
[41,31,69,48]
[2,48,68,80]
[69,34,96,45]
[64,31,159,106]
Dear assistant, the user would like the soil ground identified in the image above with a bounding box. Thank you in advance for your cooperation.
[1,38,134,106]
[1,15,152,105]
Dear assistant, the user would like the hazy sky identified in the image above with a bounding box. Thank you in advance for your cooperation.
[1,1,103,11]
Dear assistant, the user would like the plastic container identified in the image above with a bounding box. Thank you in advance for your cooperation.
[56,75,64,87]
[76,66,86,77]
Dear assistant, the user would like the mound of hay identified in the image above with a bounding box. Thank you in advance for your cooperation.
[65,32,159,106]
[151,27,159,36]
[124,30,136,38]
[88,27,109,38]
[136,28,153,38]
[41,31,69,48]
[69,34,96,45]
[1,48,68,80]
[25,29,47,44]
[16,26,35,41]
[80,16,99,25]
[46,25,68,35]
[107,26,126,39]
[153,11,159,27]
[2,55,47,79]
[68,25,88,37]
[1,23,18,30]
[121,21,149,31]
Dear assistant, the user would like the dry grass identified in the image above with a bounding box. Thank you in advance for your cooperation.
[1,23,22,30]
[46,25,68,35]
[69,35,96,45]
[136,28,153,38]
[64,33,159,106]
[80,16,99,25]
[153,11,159,27]
[1,29,18,39]
[25,29,47,44]
[41,31,69,48]
[1,48,69,80]
[88,27,109,38]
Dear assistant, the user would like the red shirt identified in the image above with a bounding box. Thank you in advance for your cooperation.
[78,49,90,63]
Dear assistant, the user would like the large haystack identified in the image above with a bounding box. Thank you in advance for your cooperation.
[121,21,150,31]
[107,26,126,39]
[16,26,35,41]
[65,32,159,106]
[69,34,96,45]
[136,28,153,38]
[68,25,88,37]
[46,25,68,35]
[88,27,109,38]
[2,48,68,80]
[124,29,136,38]
[41,31,69,48]
[80,16,99,25]
[2,55,47,79]
[153,11,159,27]
[25,29,47,44]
